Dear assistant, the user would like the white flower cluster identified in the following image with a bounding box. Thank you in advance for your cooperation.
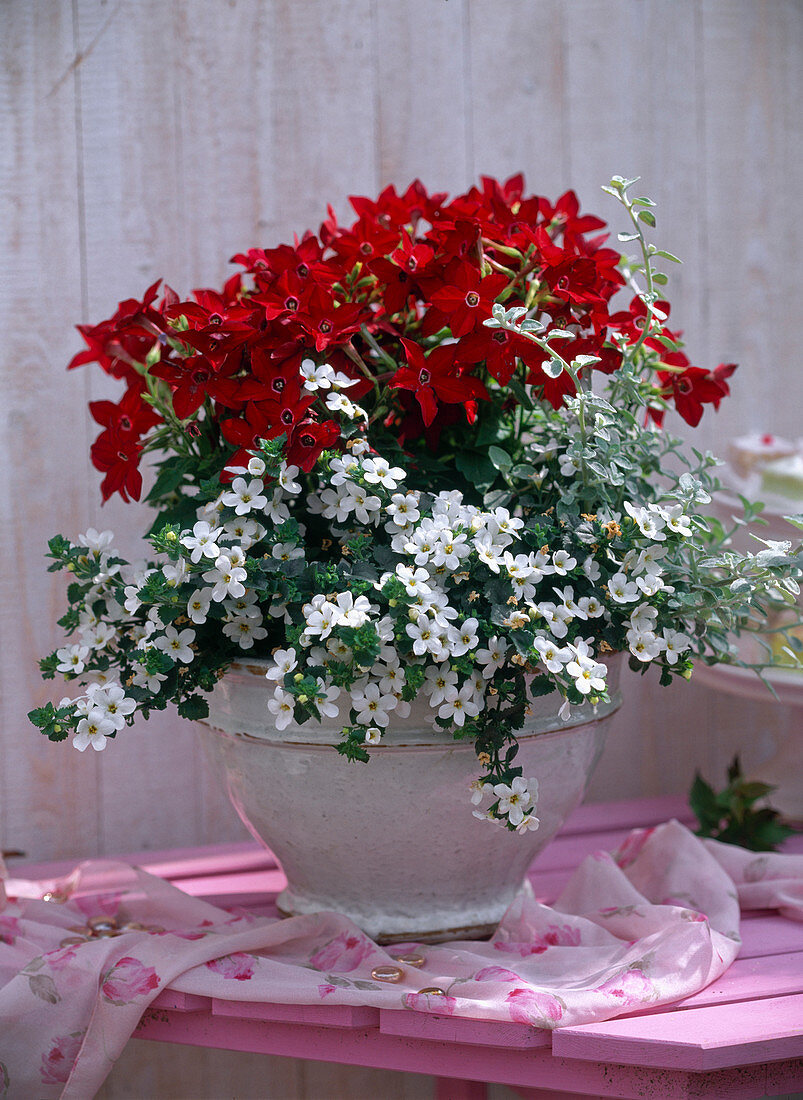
[50,439,695,830]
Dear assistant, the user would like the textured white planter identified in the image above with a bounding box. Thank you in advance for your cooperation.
[198,657,623,942]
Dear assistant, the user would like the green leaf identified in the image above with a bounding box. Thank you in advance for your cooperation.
[177,695,210,721]
[145,458,189,503]
[488,446,513,473]
[638,210,656,227]
[654,249,682,264]
[455,450,497,492]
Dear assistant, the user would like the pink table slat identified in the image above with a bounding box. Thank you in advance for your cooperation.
[552,991,803,1072]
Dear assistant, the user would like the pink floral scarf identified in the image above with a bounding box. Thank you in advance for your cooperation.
[1,820,801,1098]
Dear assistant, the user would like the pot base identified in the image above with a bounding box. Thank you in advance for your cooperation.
[275,889,498,944]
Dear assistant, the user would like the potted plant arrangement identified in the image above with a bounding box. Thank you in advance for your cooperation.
[30,174,802,939]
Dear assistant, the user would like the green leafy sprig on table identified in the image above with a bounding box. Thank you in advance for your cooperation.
[690,756,795,851]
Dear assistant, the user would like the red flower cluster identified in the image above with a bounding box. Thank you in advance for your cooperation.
[68,175,730,502]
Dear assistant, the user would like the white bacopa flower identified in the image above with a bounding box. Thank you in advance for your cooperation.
[608,572,640,603]
[474,532,504,574]
[385,492,421,529]
[626,629,663,662]
[181,521,221,563]
[56,644,90,675]
[566,656,607,695]
[662,628,691,664]
[278,463,302,495]
[154,626,196,664]
[73,708,116,752]
[636,572,665,597]
[533,635,571,674]
[77,528,116,554]
[313,680,341,719]
[265,647,298,682]
[163,558,189,588]
[81,622,117,649]
[406,617,437,656]
[187,587,213,625]
[438,683,480,727]
[131,662,167,693]
[300,358,335,391]
[450,617,479,657]
[330,369,360,390]
[515,812,541,834]
[536,602,568,638]
[89,683,136,731]
[364,726,382,746]
[492,777,536,827]
[624,501,666,541]
[271,541,304,563]
[487,507,524,537]
[223,616,268,649]
[352,683,397,727]
[247,456,266,477]
[325,391,366,420]
[223,517,266,549]
[362,457,406,491]
[395,565,432,597]
[433,530,470,570]
[303,597,338,639]
[553,585,587,621]
[423,663,458,707]
[264,488,291,524]
[203,555,248,601]
[221,477,268,516]
[551,549,577,575]
[656,502,693,536]
[582,555,601,582]
[328,455,360,486]
[332,591,373,628]
[630,603,658,632]
[267,685,295,730]
[475,636,509,675]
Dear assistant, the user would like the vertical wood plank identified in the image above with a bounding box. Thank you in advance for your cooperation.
[0,0,102,860]
[267,0,378,240]
[374,0,471,193]
[70,0,244,854]
[699,0,803,454]
[467,0,567,198]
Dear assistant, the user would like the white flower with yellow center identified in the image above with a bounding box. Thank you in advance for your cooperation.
[73,708,115,752]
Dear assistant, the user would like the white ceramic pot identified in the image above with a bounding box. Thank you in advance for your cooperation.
[198,657,623,942]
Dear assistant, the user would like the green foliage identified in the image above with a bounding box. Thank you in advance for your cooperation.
[690,756,795,851]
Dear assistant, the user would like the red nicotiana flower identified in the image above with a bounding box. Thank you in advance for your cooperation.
[392,338,489,426]
[90,427,144,503]
[427,264,509,338]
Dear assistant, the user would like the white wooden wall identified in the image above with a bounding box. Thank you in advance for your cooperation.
[2,2,802,1093]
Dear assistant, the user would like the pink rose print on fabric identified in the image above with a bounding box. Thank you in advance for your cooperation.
[101,956,160,1005]
[403,990,457,1014]
[0,915,19,945]
[614,827,656,869]
[310,932,374,973]
[744,856,770,883]
[494,924,580,957]
[74,892,123,919]
[205,952,255,981]
[594,967,655,1006]
[318,982,337,999]
[474,966,522,983]
[506,987,564,1027]
[40,1031,85,1086]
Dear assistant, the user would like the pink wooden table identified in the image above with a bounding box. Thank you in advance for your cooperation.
[20,795,803,1099]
